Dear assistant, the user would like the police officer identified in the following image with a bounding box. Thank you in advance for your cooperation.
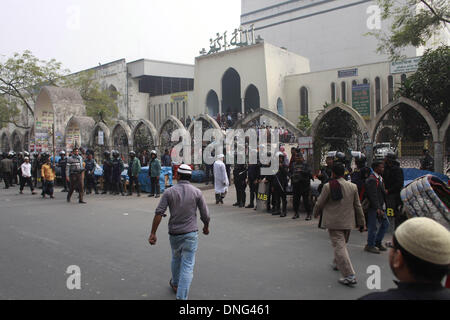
[102,151,113,195]
[111,150,125,196]
[383,151,405,229]
[58,151,69,192]
[233,162,247,208]
[84,152,99,195]
[127,151,141,197]
[11,151,18,186]
[31,152,39,187]
[291,150,313,220]
[272,152,289,217]
[334,152,350,180]
[17,152,24,188]
[66,147,86,204]
[1,152,13,189]
[246,150,260,209]
[318,155,333,194]
[351,153,371,196]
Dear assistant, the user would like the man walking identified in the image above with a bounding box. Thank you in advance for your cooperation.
[102,151,113,194]
[365,161,389,254]
[19,157,36,195]
[41,156,55,199]
[148,150,161,198]
[111,150,125,196]
[272,152,289,217]
[148,164,210,300]
[246,152,260,209]
[66,147,86,204]
[127,151,141,197]
[290,151,313,220]
[214,154,229,204]
[232,162,247,208]
[313,163,366,286]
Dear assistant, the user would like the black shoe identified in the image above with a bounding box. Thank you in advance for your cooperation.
[272,211,281,216]
[376,243,388,252]
[292,214,299,220]
[245,204,254,209]
[233,203,239,207]
[280,214,287,218]
[101,192,107,195]
[155,194,160,198]
[61,189,68,193]
[306,215,312,221]
[239,204,244,208]
[148,194,155,198]
[95,192,99,195]
[79,201,87,204]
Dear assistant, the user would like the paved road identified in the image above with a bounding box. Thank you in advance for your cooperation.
[0,184,396,300]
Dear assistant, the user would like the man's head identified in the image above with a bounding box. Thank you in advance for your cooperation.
[331,163,345,179]
[46,157,51,164]
[384,151,397,166]
[295,151,304,163]
[87,153,93,160]
[151,150,157,159]
[165,149,169,155]
[73,148,79,156]
[325,156,334,167]
[388,217,450,284]
[60,151,66,158]
[423,149,429,155]
[129,151,136,159]
[355,153,367,169]
[177,164,192,181]
[24,157,30,163]
[372,160,384,175]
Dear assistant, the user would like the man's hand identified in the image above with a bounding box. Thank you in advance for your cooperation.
[148,233,157,245]
[203,226,209,235]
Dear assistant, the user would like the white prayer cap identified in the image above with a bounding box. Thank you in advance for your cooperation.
[178,164,192,175]
[217,154,224,159]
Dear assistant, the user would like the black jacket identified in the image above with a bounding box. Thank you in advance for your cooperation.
[359,282,450,300]
[366,174,386,211]
[247,163,261,182]
[383,161,404,195]
[233,164,247,186]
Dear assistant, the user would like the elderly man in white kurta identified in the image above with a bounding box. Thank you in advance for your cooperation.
[213,154,229,204]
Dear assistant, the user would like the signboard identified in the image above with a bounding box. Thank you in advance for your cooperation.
[352,84,371,120]
[390,57,420,74]
[338,68,358,78]
[98,131,104,146]
[298,137,313,149]
[171,92,188,103]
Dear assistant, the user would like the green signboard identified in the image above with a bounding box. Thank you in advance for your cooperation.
[352,84,371,120]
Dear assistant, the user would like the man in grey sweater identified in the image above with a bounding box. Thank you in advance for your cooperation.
[148,164,210,300]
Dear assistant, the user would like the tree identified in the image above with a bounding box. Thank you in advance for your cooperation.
[369,0,449,59]
[397,45,450,127]
[63,70,119,125]
[0,96,20,129]
[297,115,312,132]
[0,51,69,122]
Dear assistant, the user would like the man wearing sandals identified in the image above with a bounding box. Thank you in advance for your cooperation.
[314,163,366,286]
[148,164,210,300]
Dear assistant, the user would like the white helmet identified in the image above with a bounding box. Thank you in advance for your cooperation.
[151,150,157,156]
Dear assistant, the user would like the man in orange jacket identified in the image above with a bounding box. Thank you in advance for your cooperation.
[41,156,55,199]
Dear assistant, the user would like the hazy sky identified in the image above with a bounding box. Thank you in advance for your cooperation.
[0,0,242,73]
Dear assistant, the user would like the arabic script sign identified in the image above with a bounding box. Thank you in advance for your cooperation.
[200,25,261,56]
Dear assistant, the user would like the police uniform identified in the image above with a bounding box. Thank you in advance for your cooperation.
[102,155,113,194]
[112,154,125,196]
[233,164,247,208]
[84,157,99,194]
[66,154,85,203]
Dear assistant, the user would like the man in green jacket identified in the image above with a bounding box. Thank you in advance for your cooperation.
[127,151,141,197]
[148,150,162,198]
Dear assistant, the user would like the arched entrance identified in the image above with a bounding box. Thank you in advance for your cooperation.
[244,84,260,114]
[112,121,132,162]
[65,116,95,153]
[11,130,23,153]
[206,90,219,117]
[133,120,157,164]
[222,68,241,114]
[277,98,284,116]
[311,103,370,171]
[187,114,222,164]
[439,114,450,174]
[90,122,111,163]
[158,116,186,161]
[1,131,10,153]
[370,97,440,171]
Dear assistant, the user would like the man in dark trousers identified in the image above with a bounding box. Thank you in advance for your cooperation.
[84,152,99,195]
[272,152,289,217]
[246,151,260,209]
[58,151,69,192]
[127,151,141,197]
[148,164,210,300]
[290,151,313,220]
[1,152,13,189]
[148,150,161,198]
[233,162,247,208]
[66,147,86,204]
[365,161,389,254]
[360,217,450,300]
[111,150,125,196]
[102,151,113,195]
[383,152,405,229]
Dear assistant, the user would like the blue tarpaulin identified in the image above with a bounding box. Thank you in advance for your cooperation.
[403,168,449,186]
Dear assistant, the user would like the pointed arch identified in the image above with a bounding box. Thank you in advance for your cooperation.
[0,129,11,153]
[221,68,241,114]
[206,90,220,117]
[132,119,158,154]
[158,115,187,153]
[11,129,24,153]
[65,116,95,151]
[244,84,260,114]
[90,122,111,147]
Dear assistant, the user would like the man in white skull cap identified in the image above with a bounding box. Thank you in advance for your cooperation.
[149,164,210,300]
[214,154,229,204]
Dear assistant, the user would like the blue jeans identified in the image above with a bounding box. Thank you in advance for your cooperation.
[169,232,198,300]
[367,208,390,247]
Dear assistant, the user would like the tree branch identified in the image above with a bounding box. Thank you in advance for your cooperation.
[420,0,450,24]
[0,119,31,130]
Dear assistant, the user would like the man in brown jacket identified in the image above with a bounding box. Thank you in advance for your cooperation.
[313,163,366,286]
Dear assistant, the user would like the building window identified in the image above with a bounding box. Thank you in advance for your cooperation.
[341,82,347,103]
[352,80,357,87]
[375,77,381,114]
[159,104,162,125]
[300,87,309,116]
[153,105,156,124]
[165,103,168,119]
[331,82,336,103]
[170,103,174,116]
[388,75,394,102]
[363,78,369,84]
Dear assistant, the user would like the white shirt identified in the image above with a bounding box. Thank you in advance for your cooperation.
[21,162,32,178]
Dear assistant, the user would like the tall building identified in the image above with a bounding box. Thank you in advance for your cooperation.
[241,0,419,72]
